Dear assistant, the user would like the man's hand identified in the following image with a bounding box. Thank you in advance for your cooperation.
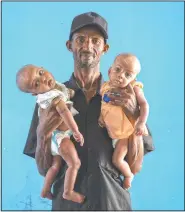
[73,131,84,147]
[106,84,140,119]
[36,96,63,176]
[37,97,63,146]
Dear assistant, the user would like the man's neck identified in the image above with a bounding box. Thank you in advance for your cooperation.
[74,64,100,90]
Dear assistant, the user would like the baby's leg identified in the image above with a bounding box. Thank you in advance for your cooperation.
[41,155,61,200]
[126,134,144,175]
[59,138,85,203]
[112,138,134,189]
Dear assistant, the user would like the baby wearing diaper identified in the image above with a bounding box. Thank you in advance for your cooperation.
[16,64,85,204]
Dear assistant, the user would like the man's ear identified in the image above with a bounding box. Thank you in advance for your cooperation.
[66,40,72,52]
[103,44,109,54]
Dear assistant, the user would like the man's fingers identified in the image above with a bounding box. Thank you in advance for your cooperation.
[107,93,123,101]
[109,100,121,106]
[51,96,62,106]
[109,99,129,107]
[107,91,131,101]
[126,83,135,94]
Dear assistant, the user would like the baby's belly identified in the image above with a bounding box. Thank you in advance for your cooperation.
[56,122,68,132]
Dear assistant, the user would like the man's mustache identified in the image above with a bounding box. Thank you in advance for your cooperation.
[80,51,94,56]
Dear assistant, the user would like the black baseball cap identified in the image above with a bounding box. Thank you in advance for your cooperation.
[69,12,108,41]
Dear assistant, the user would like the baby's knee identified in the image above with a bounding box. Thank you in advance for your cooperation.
[75,159,81,169]
[51,164,60,173]
[69,158,81,170]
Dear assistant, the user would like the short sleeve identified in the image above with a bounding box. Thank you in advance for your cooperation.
[36,89,67,109]
[55,81,70,100]
[132,80,143,89]
[100,82,111,96]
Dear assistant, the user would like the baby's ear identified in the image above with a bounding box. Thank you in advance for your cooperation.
[108,67,112,76]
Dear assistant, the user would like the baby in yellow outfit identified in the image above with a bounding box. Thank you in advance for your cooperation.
[99,53,149,189]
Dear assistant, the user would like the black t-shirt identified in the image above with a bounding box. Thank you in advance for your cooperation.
[23,74,155,210]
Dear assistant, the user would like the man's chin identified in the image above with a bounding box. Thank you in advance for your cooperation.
[77,57,98,68]
[80,61,95,68]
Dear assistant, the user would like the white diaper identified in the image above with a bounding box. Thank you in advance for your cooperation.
[112,139,119,149]
[51,129,73,156]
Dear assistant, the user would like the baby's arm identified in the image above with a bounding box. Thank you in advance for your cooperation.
[55,99,84,146]
[133,86,149,135]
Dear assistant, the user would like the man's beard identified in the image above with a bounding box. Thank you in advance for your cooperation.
[79,59,98,69]
[74,54,100,69]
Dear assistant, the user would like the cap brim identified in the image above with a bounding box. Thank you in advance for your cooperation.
[70,23,108,40]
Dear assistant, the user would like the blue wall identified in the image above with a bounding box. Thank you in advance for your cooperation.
[2,2,184,210]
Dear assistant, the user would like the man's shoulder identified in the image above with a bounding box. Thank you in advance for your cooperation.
[63,80,70,87]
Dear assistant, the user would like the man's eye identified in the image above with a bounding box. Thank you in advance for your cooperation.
[35,81,40,87]
[39,70,44,76]
[92,38,99,44]
[78,37,85,43]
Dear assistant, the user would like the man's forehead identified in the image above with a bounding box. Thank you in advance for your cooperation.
[72,26,104,38]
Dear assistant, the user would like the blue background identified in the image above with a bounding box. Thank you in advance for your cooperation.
[2,2,184,210]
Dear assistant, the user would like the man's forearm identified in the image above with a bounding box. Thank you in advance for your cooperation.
[35,137,52,176]
[132,106,140,120]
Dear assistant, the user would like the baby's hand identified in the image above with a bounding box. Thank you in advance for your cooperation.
[135,122,146,136]
[73,131,84,146]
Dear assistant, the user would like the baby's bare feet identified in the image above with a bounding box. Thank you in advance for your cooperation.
[41,189,53,200]
[123,174,134,190]
[63,191,85,203]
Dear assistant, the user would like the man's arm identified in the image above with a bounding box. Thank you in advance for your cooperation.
[35,135,53,176]
[23,104,39,158]
[106,83,154,154]
[24,97,63,176]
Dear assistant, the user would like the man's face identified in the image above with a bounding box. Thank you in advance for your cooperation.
[68,27,108,69]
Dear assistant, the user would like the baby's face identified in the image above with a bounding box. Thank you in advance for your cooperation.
[20,65,55,94]
[109,56,138,88]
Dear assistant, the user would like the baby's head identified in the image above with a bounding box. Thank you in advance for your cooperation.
[109,53,141,88]
[16,64,55,95]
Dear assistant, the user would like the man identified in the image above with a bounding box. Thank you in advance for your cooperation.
[23,12,154,210]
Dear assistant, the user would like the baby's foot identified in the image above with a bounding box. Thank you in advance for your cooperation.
[41,189,53,200]
[63,190,85,203]
[123,174,134,190]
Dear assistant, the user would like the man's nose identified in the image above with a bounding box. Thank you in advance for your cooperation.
[83,39,93,50]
